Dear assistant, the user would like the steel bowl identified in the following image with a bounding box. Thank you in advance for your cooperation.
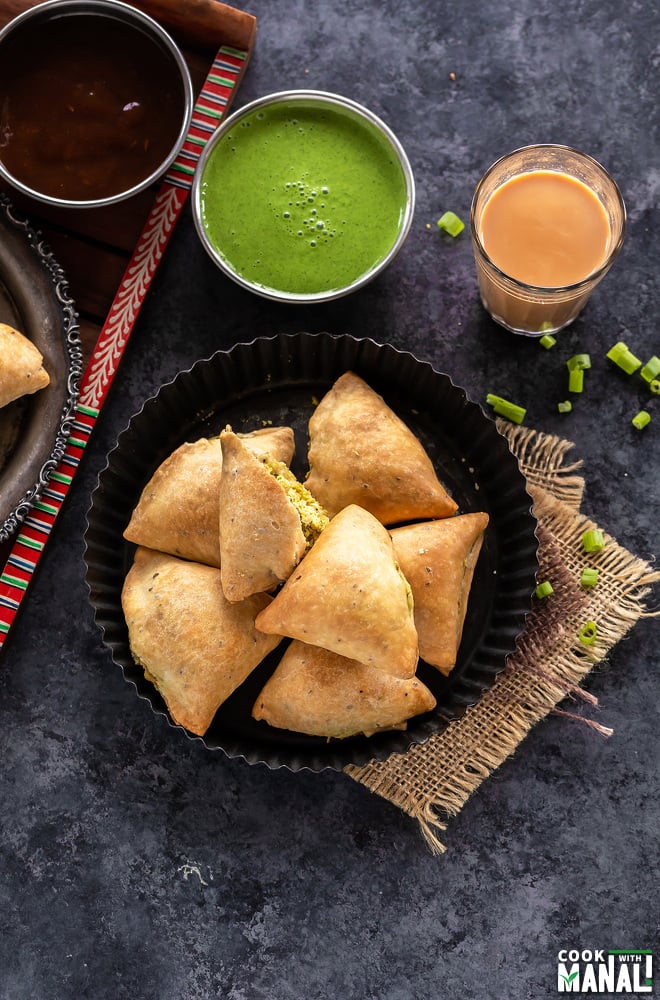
[191,90,416,304]
[0,0,193,209]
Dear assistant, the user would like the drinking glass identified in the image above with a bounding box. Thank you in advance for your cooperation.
[470,144,626,336]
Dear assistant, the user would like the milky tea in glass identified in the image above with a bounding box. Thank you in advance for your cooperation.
[470,145,626,336]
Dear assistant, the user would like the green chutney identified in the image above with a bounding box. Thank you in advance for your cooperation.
[199,100,410,296]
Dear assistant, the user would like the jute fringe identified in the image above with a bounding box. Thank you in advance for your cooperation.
[497,420,585,510]
[345,424,660,854]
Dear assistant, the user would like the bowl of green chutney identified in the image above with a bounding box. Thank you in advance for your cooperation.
[191,90,415,303]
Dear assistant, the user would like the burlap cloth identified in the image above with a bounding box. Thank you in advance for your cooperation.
[345,422,660,854]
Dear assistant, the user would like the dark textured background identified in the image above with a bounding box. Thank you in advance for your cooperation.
[1,1,658,998]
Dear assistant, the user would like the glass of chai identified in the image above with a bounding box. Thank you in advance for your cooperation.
[470,144,626,336]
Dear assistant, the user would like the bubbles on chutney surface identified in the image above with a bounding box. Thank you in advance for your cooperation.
[276,174,338,246]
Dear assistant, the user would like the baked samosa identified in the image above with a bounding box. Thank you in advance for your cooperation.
[390,512,489,675]
[123,425,295,567]
[0,323,50,408]
[218,429,328,602]
[121,547,282,736]
[253,640,436,739]
[305,371,457,524]
[255,504,418,679]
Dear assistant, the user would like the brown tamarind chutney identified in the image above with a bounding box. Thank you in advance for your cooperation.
[0,12,187,202]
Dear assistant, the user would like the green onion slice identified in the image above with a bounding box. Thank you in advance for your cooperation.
[632,410,651,430]
[567,353,591,371]
[568,368,584,393]
[640,356,660,382]
[535,580,554,598]
[606,341,628,361]
[582,528,605,552]
[539,334,557,349]
[485,393,526,424]
[650,379,660,396]
[607,341,642,374]
[580,567,599,587]
[557,400,572,413]
[437,211,465,237]
[578,621,598,646]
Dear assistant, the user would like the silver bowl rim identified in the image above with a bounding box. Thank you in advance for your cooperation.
[191,89,416,304]
[0,0,194,209]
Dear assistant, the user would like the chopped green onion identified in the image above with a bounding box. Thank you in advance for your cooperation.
[606,341,628,362]
[640,356,660,382]
[568,367,584,393]
[539,333,557,349]
[606,341,642,374]
[557,400,573,413]
[578,621,598,646]
[485,393,526,424]
[535,580,554,598]
[650,379,660,396]
[437,211,465,237]
[580,567,599,587]
[632,410,651,430]
[619,351,642,374]
[582,528,605,552]
[567,353,591,371]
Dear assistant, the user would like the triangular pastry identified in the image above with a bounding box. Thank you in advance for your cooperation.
[255,504,418,679]
[0,323,50,408]
[219,429,328,602]
[305,371,457,524]
[123,425,295,567]
[253,640,436,738]
[390,512,489,675]
[121,547,282,736]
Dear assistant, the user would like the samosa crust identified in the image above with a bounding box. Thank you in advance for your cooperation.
[121,547,282,736]
[253,640,436,738]
[305,372,457,524]
[0,323,50,408]
[255,504,419,679]
[390,512,489,674]
[123,426,294,568]
[218,429,309,601]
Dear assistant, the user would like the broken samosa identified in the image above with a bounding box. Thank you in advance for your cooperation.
[218,428,328,602]
[123,425,295,568]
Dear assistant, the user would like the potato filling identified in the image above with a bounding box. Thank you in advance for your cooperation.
[262,455,329,545]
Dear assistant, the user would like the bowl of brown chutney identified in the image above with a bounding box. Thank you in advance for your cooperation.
[0,0,194,208]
